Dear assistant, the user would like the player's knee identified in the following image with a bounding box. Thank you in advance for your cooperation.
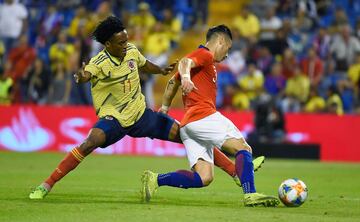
[247,145,252,153]
[79,139,97,155]
[235,146,252,155]
[240,143,252,153]
[79,134,104,154]
[168,122,181,143]
[235,139,252,154]
[194,159,214,186]
[222,138,252,155]
[200,174,214,186]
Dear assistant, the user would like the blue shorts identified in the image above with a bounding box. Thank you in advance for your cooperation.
[93,108,175,148]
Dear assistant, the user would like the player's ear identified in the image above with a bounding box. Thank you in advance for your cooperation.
[105,40,111,48]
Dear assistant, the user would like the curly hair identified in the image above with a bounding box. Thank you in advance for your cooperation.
[92,16,125,44]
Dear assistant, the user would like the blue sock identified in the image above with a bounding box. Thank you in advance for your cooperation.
[235,150,256,194]
[157,170,203,189]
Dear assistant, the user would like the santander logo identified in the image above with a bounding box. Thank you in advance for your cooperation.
[60,117,91,152]
[0,108,54,151]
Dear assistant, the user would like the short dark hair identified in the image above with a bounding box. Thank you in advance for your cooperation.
[92,16,125,44]
[206,25,232,41]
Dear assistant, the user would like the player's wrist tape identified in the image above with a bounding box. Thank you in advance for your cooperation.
[161,105,169,111]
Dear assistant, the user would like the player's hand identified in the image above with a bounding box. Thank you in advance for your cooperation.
[74,62,86,83]
[158,105,169,114]
[162,60,178,75]
[158,107,168,114]
[181,76,198,95]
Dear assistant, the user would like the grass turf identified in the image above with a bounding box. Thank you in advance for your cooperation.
[0,151,359,222]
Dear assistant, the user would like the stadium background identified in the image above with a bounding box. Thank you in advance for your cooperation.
[1,0,360,161]
[1,1,360,222]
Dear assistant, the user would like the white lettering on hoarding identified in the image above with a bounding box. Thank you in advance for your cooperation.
[60,118,91,152]
[0,108,53,151]
[286,132,309,143]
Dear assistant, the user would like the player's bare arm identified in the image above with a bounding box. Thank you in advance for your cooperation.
[74,62,91,83]
[159,76,181,114]
[178,58,198,94]
[140,60,177,75]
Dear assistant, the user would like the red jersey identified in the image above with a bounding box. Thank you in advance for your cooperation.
[175,45,217,126]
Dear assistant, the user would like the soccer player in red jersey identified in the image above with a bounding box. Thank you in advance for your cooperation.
[141,25,279,207]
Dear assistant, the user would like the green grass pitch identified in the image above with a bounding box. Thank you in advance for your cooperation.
[0,151,359,222]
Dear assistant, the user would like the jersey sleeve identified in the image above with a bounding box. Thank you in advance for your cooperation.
[84,61,101,77]
[187,49,213,67]
[136,49,146,67]
[128,43,146,67]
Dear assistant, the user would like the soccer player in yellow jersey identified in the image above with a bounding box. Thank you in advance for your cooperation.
[29,16,260,200]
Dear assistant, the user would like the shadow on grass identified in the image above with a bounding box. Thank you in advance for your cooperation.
[17,192,288,209]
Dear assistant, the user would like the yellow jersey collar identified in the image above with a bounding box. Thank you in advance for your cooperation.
[104,50,121,66]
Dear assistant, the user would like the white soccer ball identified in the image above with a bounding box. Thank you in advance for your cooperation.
[278,178,308,207]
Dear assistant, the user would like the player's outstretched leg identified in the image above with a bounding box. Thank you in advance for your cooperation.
[29,128,104,200]
[167,121,265,188]
[140,169,203,202]
[29,147,87,199]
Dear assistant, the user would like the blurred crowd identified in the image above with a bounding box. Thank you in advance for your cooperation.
[218,0,360,117]
[0,0,360,119]
[0,0,207,107]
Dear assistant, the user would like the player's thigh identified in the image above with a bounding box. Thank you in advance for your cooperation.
[90,116,127,148]
[221,137,252,155]
[129,108,180,142]
[180,128,214,169]
[182,112,244,148]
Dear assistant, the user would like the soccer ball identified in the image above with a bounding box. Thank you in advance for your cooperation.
[278,178,308,207]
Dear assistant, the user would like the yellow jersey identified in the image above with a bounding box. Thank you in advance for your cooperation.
[305,96,326,113]
[327,94,344,115]
[85,43,147,127]
[49,43,75,71]
[0,77,13,105]
[239,72,264,100]
[348,63,360,85]
[285,74,310,102]
[232,14,260,38]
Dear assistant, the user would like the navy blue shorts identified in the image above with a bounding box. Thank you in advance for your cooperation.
[93,108,176,148]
